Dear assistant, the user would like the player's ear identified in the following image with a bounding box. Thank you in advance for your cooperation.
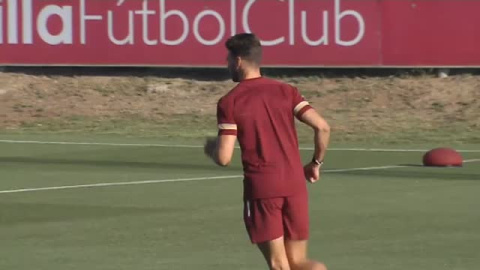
[236,56,242,70]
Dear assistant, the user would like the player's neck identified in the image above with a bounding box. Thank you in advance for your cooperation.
[241,69,262,81]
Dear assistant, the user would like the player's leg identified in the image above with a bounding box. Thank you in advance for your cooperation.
[284,239,327,270]
[257,236,291,270]
[282,194,327,270]
[244,197,290,270]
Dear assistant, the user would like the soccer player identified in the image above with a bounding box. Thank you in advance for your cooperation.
[204,33,330,270]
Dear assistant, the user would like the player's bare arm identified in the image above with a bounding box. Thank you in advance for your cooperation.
[204,135,236,166]
[299,109,331,183]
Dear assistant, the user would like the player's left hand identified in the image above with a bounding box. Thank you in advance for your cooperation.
[203,136,218,160]
[304,162,321,183]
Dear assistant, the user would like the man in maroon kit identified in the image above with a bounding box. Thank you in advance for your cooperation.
[204,33,331,270]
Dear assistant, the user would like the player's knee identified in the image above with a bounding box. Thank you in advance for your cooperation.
[269,259,291,270]
[288,258,307,270]
[289,260,327,270]
[270,265,290,270]
[312,262,327,270]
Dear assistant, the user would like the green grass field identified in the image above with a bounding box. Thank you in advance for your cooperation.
[0,134,479,270]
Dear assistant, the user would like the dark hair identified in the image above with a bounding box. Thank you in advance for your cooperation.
[225,33,262,65]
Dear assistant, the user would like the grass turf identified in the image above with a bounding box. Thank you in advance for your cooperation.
[0,136,479,270]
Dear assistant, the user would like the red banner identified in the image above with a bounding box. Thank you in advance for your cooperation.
[0,0,479,67]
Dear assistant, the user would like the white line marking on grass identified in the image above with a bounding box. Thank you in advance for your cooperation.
[325,165,408,172]
[0,165,412,195]
[0,140,203,148]
[1,139,480,153]
[1,161,479,195]
[308,147,480,153]
[326,159,479,172]
[0,175,243,194]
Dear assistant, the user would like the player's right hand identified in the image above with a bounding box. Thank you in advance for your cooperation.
[203,136,217,160]
[303,162,321,183]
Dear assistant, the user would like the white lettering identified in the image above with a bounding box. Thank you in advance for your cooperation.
[241,0,252,33]
[335,0,365,46]
[230,0,236,36]
[22,0,33,44]
[37,6,73,45]
[242,0,284,46]
[0,0,367,48]
[80,0,102,44]
[107,10,134,45]
[289,0,294,45]
[193,10,225,46]
[0,0,3,44]
[135,0,157,45]
[301,10,328,46]
[7,0,17,44]
[160,0,188,46]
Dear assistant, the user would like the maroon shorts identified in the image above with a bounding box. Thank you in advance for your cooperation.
[243,194,309,244]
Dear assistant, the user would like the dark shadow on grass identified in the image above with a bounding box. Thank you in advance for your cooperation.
[4,66,480,80]
[3,66,232,81]
[333,168,479,181]
[0,157,242,171]
[399,164,467,168]
[0,202,165,226]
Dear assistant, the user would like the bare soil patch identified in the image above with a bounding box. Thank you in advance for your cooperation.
[1,68,479,144]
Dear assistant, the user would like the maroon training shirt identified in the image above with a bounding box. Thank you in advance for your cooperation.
[217,77,313,199]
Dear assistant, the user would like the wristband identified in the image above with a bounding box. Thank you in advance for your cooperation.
[312,158,324,166]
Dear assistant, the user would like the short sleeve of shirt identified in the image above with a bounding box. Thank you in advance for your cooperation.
[291,87,313,119]
[217,97,238,136]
